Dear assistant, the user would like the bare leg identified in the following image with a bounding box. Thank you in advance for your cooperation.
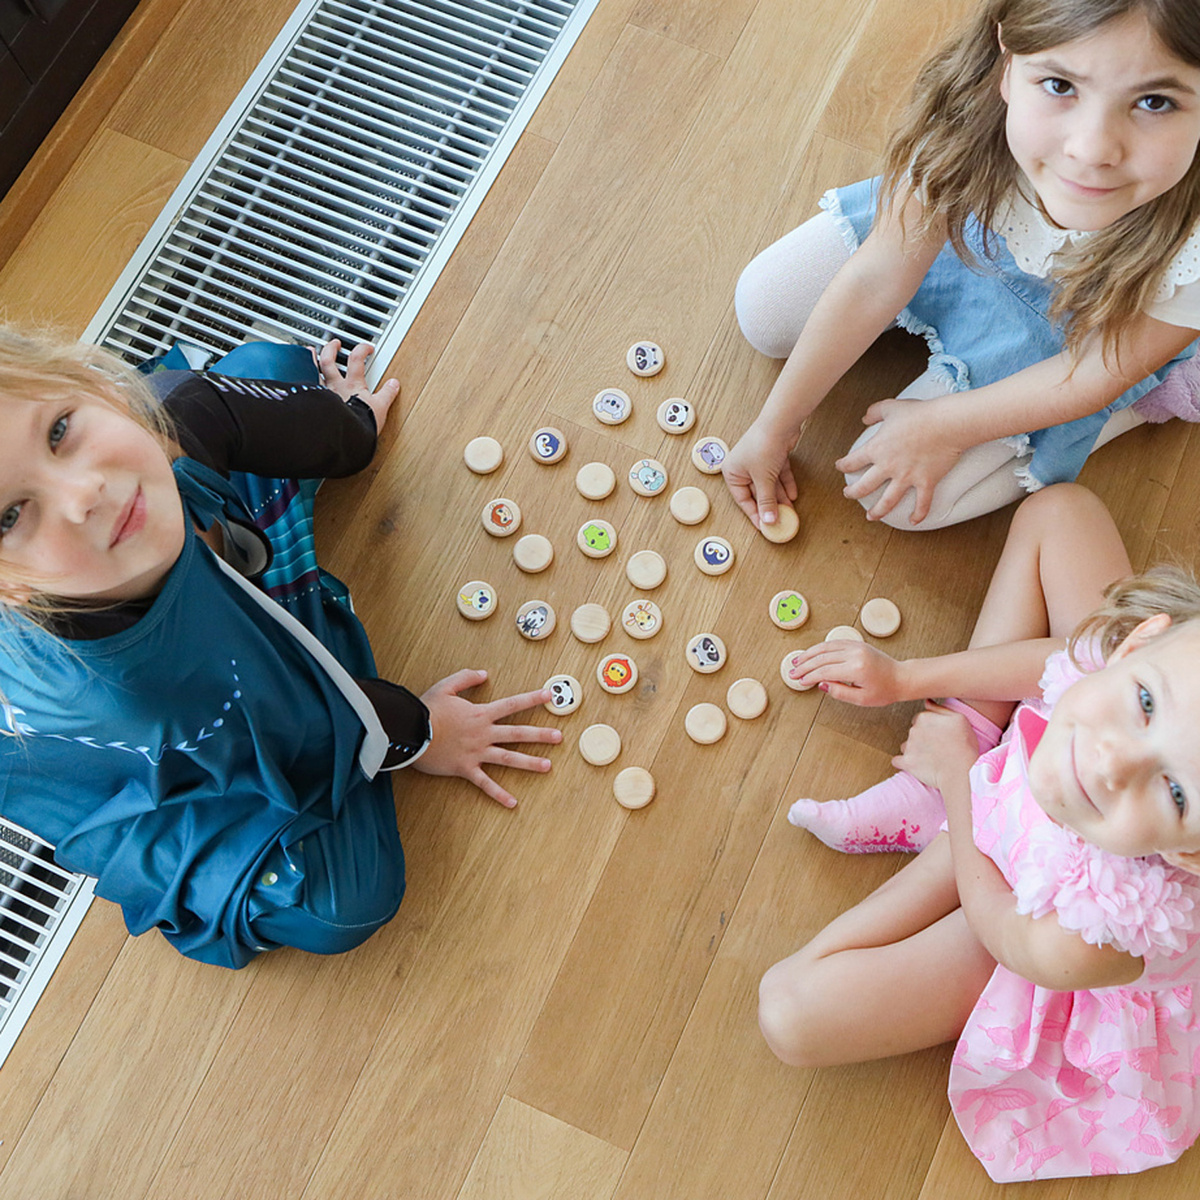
[962,482,1132,730]
[759,835,996,1066]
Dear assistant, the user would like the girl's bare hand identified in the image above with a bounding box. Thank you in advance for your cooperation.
[723,418,799,530]
[836,399,964,525]
[413,669,562,808]
[786,640,904,706]
[892,702,977,792]
[317,338,401,434]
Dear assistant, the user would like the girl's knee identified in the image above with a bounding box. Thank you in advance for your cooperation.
[758,958,829,1069]
[734,264,799,359]
[1012,482,1102,532]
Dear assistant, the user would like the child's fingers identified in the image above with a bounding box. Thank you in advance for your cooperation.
[489,721,561,747]
[483,746,554,773]
[485,686,553,718]
[435,667,490,697]
[470,767,518,809]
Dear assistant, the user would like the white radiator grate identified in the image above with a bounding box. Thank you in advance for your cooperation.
[86,0,600,375]
[0,818,95,1066]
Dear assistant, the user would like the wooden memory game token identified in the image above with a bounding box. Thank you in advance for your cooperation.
[621,599,662,639]
[579,723,621,766]
[626,550,667,590]
[691,436,728,474]
[825,625,864,642]
[685,703,726,745]
[593,387,632,425]
[613,766,656,809]
[577,519,617,558]
[463,435,503,474]
[769,589,809,630]
[571,602,611,643]
[543,674,582,715]
[456,580,497,621]
[515,600,555,640]
[694,536,734,575]
[626,340,664,377]
[628,458,668,497]
[657,398,695,434]
[670,485,709,525]
[759,503,799,544]
[481,497,521,537]
[529,426,568,464]
[727,677,768,720]
[513,533,554,573]
[597,652,638,694]
[686,632,726,674]
[576,460,616,500]
[861,597,902,637]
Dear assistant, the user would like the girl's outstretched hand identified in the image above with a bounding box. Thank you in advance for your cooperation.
[317,338,401,434]
[835,398,964,524]
[785,640,904,706]
[892,702,977,793]
[723,418,799,530]
[412,669,561,808]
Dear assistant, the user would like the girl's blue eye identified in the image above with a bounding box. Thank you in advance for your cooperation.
[0,503,21,537]
[1138,684,1154,717]
[1169,779,1187,818]
[49,414,69,447]
[1138,94,1174,114]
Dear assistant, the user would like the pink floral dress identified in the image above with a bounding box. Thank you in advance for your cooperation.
[949,651,1200,1182]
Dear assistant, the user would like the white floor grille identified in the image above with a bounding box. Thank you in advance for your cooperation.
[0,818,95,1066]
[87,0,600,373]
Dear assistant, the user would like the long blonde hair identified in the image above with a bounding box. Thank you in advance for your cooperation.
[1070,563,1200,663]
[879,0,1200,367]
[0,325,175,621]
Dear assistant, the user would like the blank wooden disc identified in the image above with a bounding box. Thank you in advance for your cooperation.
[513,533,554,573]
[571,602,611,643]
[669,486,710,525]
[685,703,726,744]
[626,550,667,590]
[759,503,799,544]
[576,461,616,500]
[463,435,503,474]
[824,625,864,642]
[727,677,768,720]
[860,596,902,637]
[579,723,621,766]
[613,766,655,809]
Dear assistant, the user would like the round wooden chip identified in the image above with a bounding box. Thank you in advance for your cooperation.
[759,504,799,544]
[579,723,621,766]
[685,703,727,744]
[614,766,656,809]
[570,602,611,643]
[626,550,667,590]
[727,677,768,720]
[513,533,554,573]
[463,435,503,474]
[860,596,902,637]
[669,486,709,525]
[576,461,616,500]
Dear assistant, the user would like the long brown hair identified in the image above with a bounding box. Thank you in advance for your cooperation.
[879,0,1200,367]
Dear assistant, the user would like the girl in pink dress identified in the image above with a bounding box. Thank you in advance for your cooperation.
[760,483,1200,1181]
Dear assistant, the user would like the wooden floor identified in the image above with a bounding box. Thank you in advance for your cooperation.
[2,0,1200,1196]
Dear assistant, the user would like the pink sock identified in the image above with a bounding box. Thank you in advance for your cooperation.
[788,699,1003,853]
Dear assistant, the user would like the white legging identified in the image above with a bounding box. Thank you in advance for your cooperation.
[734,211,1143,530]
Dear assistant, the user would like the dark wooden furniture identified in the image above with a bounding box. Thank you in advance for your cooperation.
[0,0,141,199]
